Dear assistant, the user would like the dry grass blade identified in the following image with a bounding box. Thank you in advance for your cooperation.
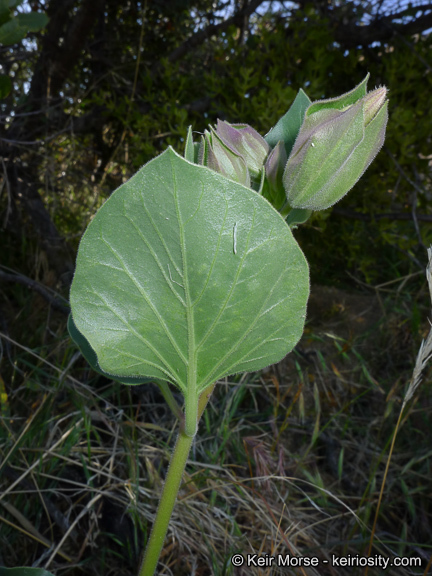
[44,493,103,569]
[404,246,432,407]
[365,246,432,574]
[0,509,72,562]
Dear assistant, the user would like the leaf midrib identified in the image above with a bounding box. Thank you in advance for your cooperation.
[172,160,198,435]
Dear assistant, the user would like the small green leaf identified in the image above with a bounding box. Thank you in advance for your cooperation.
[265,88,312,156]
[16,11,48,32]
[70,147,309,436]
[0,568,55,576]
[0,73,12,98]
[0,17,25,44]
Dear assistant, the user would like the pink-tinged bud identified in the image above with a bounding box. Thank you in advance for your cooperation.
[284,75,389,211]
[215,120,270,179]
[195,120,270,189]
[198,129,250,187]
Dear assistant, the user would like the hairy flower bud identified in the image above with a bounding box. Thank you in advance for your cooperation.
[284,75,388,211]
[215,120,270,179]
[198,129,250,187]
[195,120,270,188]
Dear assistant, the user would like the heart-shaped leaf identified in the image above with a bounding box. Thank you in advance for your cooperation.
[70,147,309,435]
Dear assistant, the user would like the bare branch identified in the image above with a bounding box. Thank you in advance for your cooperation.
[334,7,432,48]
[165,0,267,64]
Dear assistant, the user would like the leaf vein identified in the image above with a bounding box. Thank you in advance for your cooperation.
[99,235,188,371]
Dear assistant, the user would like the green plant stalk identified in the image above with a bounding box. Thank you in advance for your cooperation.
[138,427,193,575]
[138,383,216,576]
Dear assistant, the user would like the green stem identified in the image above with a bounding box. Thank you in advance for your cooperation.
[138,428,193,576]
[185,388,198,437]
[138,383,216,576]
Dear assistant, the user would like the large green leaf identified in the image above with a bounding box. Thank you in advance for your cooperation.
[70,147,309,435]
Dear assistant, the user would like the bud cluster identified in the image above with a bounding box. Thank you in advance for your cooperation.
[185,74,388,219]
[191,120,270,189]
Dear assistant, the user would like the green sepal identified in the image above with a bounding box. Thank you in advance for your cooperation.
[184,126,195,162]
[305,73,369,117]
[285,208,313,228]
[265,88,312,156]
